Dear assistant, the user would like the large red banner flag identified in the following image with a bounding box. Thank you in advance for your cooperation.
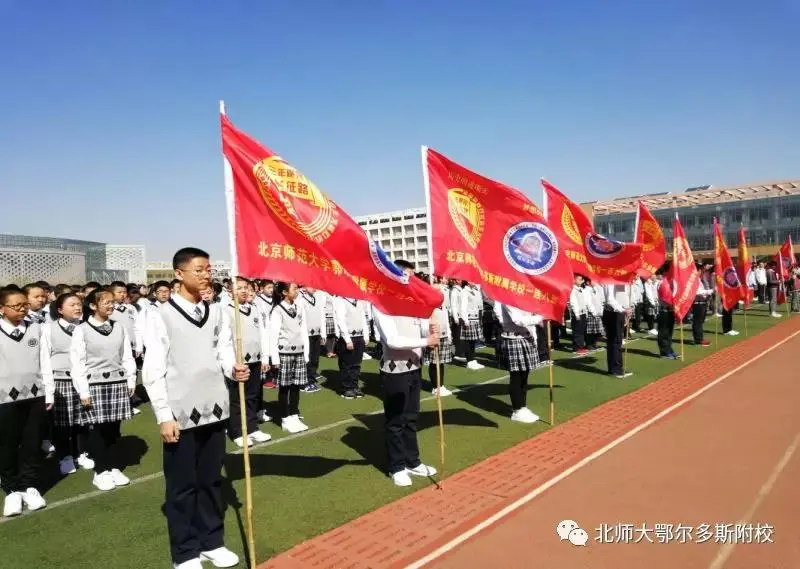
[634,201,666,278]
[671,213,700,322]
[736,226,754,306]
[779,236,796,271]
[220,110,442,318]
[541,179,643,284]
[423,147,572,322]
[713,218,745,312]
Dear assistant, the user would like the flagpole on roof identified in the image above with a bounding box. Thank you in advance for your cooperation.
[219,100,258,569]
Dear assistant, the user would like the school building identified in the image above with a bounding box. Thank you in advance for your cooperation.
[585,179,800,262]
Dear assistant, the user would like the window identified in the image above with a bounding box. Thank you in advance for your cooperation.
[727,210,743,224]
[595,221,609,235]
[750,207,771,222]
[781,203,800,218]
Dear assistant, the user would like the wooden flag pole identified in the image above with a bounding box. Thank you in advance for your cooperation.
[680,318,685,361]
[547,324,555,425]
[744,305,749,336]
[434,353,445,487]
[714,298,719,348]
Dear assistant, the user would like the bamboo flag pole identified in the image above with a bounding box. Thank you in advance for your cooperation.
[547,324,555,425]
[744,305,749,336]
[220,101,257,569]
[434,352,445,486]
[714,229,719,348]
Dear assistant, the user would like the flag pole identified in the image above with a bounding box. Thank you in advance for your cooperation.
[744,304,748,336]
[547,323,554,425]
[421,145,445,489]
[714,222,719,348]
[220,100,257,569]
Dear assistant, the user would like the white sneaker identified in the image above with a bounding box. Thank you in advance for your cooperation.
[362,353,373,360]
[200,546,240,568]
[466,360,484,370]
[407,463,437,477]
[3,492,23,517]
[233,436,253,449]
[391,470,413,487]
[59,456,77,475]
[648,328,658,336]
[725,330,740,336]
[41,440,55,454]
[110,469,130,487]
[432,386,453,397]
[257,410,271,423]
[76,452,95,470]
[282,416,305,434]
[511,407,540,424]
[248,430,272,443]
[92,471,116,492]
[772,313,782,318]
[132,407,142,415]
[291,415,309,432]
[21,488,46,511]
[173,559,203,569]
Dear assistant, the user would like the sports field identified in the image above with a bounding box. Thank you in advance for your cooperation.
[0,307,785,569]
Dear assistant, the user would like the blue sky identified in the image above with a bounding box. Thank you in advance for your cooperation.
[1,1,797,261]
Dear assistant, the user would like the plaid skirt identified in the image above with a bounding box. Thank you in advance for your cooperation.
[424,336,455,365]
[644,299,658,317]
[53,377,81,427]
[498,335,539,372]
[325,316,336,337]
[586,314,605,335]
[792,290,800,312]
[77,380,132,426]
[278,352,308,387]
[461,319,484,342]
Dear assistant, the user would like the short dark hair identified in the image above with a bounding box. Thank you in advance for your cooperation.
[22,283,44,295]
[173,247,210,270]
[109,281,127,290]
[0,287,25,305]
[151,280,170,291]
[394,259,415,271]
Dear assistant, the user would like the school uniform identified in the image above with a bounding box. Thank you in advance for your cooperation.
[253,292,277,391]
[582,286,602,349]
[361,300,376,360]
[448,285,463,358]
[297,289,327,390]
[423,304,454,394]
[657,278,678,358]
[222,301,270,446]
[631,278,645,333]
[44,319,93,473]
[497,304,541,423]
[766,268,780,315]
[269,300,310,434]
[109,303,142,355]
[24,310,47,325]
[142,295,236,568]
[569,285,588,352]
[334,297,368,398]
[602,284,630,377]
[691,276,714,345]
[70,317,136,487]
[643,278,659,333]
[372,306,437,486]
[0,318,53,515]
[324,296,337,355]
[791,272,800,313]
[459,285,484,368]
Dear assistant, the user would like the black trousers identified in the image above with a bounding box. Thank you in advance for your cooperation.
[632,303,644,332]
[382,369,422,475]
[722,309,734,333]
[757,284,766,303]
[163,422,226,565]
[54,424,90,461]
[428,363,446,390]
[88,421,122,473]
[509,370,530,411]
[451,318,463,358]
[0,397,45,495]
[278,385,301,418]
[463,340,476,362]
[227,362,262,440]
[691,302,707,343]
[307,335,322,383]
[337,336,365,392]
[657,309,676,356]
[536,323,550,362]
[550,320,561,347]
[602,310,625,375]
[572,313,587,349]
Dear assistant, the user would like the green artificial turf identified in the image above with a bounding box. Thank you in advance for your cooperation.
[0,306,788,569]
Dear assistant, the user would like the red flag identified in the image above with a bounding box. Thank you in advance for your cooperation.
[541,179,643,284]
[634,201,666,279]
[672,214,700,322]
[774,252,788,305]
[713,218,745,311]
[423,147,572,322]
[220,112,442,317]
[736,226,754,306]
[779,236,795,271]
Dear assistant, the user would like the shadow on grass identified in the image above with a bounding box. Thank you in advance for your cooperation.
[455,381,565,420]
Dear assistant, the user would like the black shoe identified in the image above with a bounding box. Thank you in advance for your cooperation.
[340,390,357,400]
[354,389,365,398]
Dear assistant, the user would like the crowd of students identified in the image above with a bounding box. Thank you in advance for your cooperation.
[1,249,798,568]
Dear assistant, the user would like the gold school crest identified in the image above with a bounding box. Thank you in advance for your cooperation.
[252,156,339,243]
[447,188,485,248]
[674,236,693,269]
[639,219,663,252]
[560,205,583,245]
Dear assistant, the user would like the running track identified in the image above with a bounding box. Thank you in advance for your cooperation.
[261,315,800,569]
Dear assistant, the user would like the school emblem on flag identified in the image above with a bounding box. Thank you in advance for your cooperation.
[584,233,625,258]
[503,222,558,276]
[447,188,485,248]
[674,236,694,270]
[560,205,583,245]
[368,241,410,284]
[638,219,661,253]
[722,267,741,288]
[252,156,339,244]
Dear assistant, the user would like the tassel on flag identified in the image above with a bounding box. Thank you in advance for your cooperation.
[541,179,643,284]
[634,201,667,279]
[220,111,443,318]
[423,147,572,322]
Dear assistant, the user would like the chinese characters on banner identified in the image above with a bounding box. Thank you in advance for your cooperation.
[634,201,666,279]
[671,214,700,322]
[423,146,572,322]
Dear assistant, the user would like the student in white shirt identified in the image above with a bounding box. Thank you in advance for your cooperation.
[603,283,632,379]
[569,274,588,354]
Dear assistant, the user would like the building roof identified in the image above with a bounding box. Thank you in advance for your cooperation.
[587,179,800,216]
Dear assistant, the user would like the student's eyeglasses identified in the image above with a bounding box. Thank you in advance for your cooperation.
[180,268,212,277]
[3,302,31,312]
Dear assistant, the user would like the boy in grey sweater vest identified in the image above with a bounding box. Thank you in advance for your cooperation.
[372,260,440,488]
[143,248,249,569]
